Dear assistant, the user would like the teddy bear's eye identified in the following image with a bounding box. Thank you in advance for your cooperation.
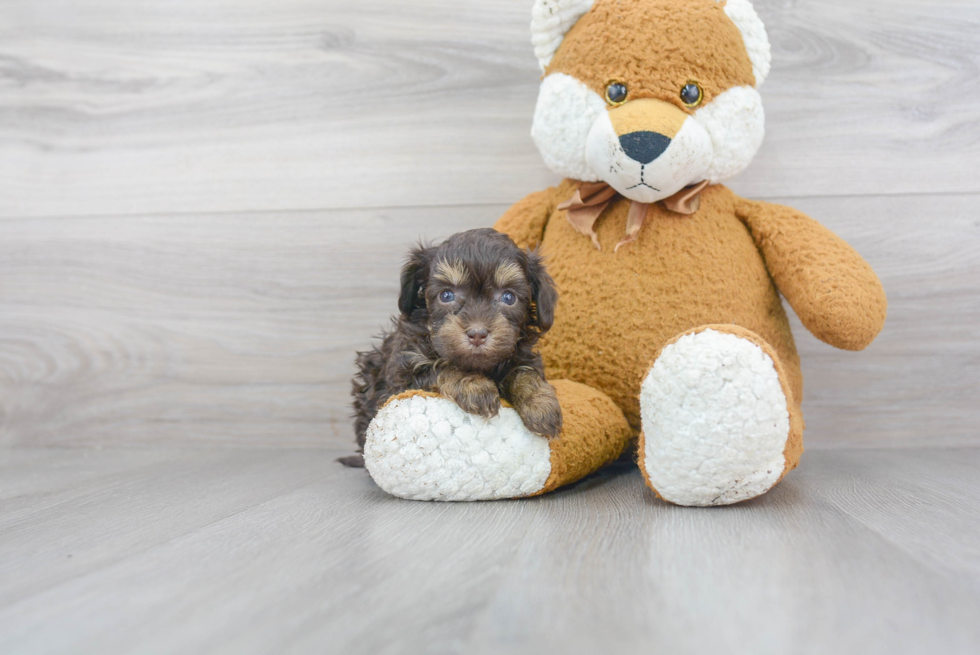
[605,81,628,106]
[680,83,703,108]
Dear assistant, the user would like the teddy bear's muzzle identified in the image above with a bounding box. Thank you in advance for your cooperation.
[585,98,713,205]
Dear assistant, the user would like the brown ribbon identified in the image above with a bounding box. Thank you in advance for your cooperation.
[556,180,710,252]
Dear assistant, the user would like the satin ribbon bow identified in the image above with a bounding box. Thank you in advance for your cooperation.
[556,180,710,252]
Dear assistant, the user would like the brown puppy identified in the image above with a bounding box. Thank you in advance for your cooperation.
[344,228,561,466]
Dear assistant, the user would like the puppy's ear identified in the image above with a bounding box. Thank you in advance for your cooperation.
[525,249,558,333]
[398,245,431,317]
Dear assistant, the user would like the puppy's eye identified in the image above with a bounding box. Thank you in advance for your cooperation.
[680,82,703,108]
[500,291,516,306]
[439,290,455,303]
[605,81,628,106]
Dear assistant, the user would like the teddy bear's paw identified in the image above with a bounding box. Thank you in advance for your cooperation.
[363,392,552,501]
[639,329,791,507]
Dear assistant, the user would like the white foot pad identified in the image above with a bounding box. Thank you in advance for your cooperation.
[363,394,552,501]
[640,329,790,506]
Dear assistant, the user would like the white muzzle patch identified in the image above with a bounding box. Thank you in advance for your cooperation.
[532,74,766,196]
[584,111,713,204]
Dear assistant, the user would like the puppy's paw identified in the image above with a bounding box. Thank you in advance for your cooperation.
[450,377,501,419]
[515,387,563,439]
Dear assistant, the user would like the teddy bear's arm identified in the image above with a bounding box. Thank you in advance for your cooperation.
[736,198,887,351]
[493,187,559,250]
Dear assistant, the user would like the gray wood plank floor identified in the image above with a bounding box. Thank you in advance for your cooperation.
[1,446,978,654]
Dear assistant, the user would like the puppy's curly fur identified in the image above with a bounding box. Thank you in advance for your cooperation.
[344,228,561,466]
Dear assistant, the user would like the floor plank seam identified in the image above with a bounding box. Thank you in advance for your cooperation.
[3,190,979,223]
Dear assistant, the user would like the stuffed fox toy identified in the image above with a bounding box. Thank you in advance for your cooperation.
[362,0,887,506]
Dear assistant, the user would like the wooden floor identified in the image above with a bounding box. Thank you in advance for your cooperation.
[0,446,978,654]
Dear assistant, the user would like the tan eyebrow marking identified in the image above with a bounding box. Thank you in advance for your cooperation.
[433,259,468,286]
[494,262,525,287]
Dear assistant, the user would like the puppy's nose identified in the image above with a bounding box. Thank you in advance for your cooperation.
[619,131,672,164]
[466,327,489,346]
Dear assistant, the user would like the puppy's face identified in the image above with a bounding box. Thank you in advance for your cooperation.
[399,229,557,373]
[426,255,528,372]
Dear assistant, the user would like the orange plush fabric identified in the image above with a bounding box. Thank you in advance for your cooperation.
[548,0,757,111]
[735,199,888,351]
[498,182,815,431]
[536,379,634,494]
[496,176,885,496]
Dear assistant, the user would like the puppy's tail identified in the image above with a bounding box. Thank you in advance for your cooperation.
[337,454,365,468]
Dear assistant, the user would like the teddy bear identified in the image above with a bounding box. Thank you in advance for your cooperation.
[361,0,887,506]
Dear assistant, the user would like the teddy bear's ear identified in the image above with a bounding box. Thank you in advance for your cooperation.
[531,0,771,88]
[531,0,595,72]
[720,0,771,86]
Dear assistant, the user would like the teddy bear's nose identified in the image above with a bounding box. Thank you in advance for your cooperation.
[619,131,672,164]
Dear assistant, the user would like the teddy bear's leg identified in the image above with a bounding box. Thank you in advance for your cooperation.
[363,380,632,501]
[638,325,804,507]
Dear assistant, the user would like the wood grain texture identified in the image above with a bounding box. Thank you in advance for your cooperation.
[0,447,978,654]
[1,2,976,651]
[0,193,977,449]
[0,0,978,217]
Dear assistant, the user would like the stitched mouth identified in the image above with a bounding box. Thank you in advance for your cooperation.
[625,163,659,192]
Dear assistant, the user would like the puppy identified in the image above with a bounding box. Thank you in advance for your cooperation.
[345,228,561,466]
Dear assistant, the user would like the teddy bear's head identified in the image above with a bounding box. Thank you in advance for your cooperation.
[530,0,771,203]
